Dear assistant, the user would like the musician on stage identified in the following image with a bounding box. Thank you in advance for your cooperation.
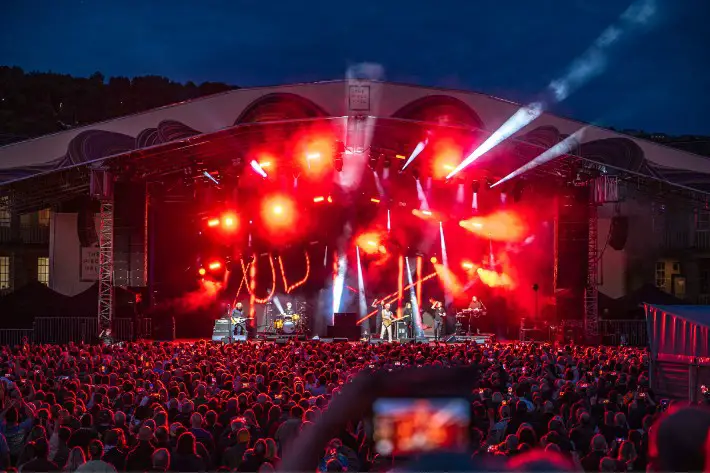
[469,295,486,312]
[403,301,414,338]
[231,302,246,336]
[432,300,446,341]
[380,303,394,342]
[284,302,294,316]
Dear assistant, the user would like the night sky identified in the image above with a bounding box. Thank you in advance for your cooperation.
[2,0,708,135]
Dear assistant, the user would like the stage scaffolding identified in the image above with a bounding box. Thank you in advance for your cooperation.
[92,170,115,331]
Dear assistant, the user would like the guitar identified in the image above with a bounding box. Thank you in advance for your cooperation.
[231,317,252,325]
[382,311,394,328]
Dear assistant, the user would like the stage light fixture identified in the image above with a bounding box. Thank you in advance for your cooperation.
[430,256,438,264]
[222,213,237,230]
[313,196,325,203]
[461,261,475,270]
[261,195,296,231]
[327,196,333,203]
[198,267,206,276]
[208,261,222,271]
[371,198,381,204]
[207,218,220,227]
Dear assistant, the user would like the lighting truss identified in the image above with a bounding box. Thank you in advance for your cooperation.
[97,201,114,330]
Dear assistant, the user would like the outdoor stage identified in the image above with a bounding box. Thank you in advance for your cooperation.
[3,79,686,344]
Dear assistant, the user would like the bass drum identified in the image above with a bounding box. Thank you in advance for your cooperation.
[283,321,295,334]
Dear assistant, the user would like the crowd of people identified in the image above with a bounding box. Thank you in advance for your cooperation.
[0,339,706,472]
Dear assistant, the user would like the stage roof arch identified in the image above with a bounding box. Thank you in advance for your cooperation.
[0,79,709,193]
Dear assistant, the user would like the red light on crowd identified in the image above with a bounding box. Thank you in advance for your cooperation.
[207,218,220,227]
[430,256,438,264]
[208,261,222,271]
[198,268,206,276]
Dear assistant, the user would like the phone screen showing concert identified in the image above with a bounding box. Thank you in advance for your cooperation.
[373,398,470,456]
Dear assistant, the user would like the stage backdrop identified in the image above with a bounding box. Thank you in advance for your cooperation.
[50,212,99,296]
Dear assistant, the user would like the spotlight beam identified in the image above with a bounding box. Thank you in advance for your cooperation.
[203,171,220,185]
[250,160,268,178]
[490,129,586,187]
[446,103,543,179]
[401,139,428,171]
[446,0,656,181]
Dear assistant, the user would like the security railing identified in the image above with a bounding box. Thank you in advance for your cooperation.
[0,318,153,345]
[33,317,135,344]
[0,329,34,346]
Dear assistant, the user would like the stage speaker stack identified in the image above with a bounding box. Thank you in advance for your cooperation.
[609,216,629,250]
[327,312,360,341]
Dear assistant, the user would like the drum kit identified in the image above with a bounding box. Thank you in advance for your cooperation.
[273,312,305,335]
[265,301,308,336]
[455,308,486,335]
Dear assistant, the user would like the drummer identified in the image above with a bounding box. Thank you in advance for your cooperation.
[284,302,295,316]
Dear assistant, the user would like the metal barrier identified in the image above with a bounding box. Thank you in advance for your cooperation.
[0,329,34,346]
[599,319,647,347]
[33,317,135,344]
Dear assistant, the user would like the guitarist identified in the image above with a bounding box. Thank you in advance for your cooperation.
[231,302,247,337]
[379,303,394,342]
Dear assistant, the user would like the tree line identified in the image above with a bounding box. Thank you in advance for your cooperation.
[0,66,235,145]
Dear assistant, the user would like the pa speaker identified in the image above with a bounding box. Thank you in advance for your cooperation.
[609,216,628,251]
[77,201,98,247]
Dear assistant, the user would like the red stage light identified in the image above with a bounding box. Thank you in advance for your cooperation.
[198,268,206,276]
[207,218,220,227]
[222,213,237,230]
[208,261,222,271]
[261,195,296,230]
[431,138,463,179]
[430,256,438,264]
[356,231,386,256]
[296,134,335,176]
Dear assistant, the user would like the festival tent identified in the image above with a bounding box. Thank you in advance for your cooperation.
[645,304,710,400]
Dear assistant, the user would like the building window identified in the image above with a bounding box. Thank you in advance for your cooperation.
[38,208,50,226]
[37,257,49,286]
[655,261,666,289]
[0,197,9,228]
[0,256,10,289]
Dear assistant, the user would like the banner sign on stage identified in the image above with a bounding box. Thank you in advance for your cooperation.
[80,246,99,281]
[348,85,371,112]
